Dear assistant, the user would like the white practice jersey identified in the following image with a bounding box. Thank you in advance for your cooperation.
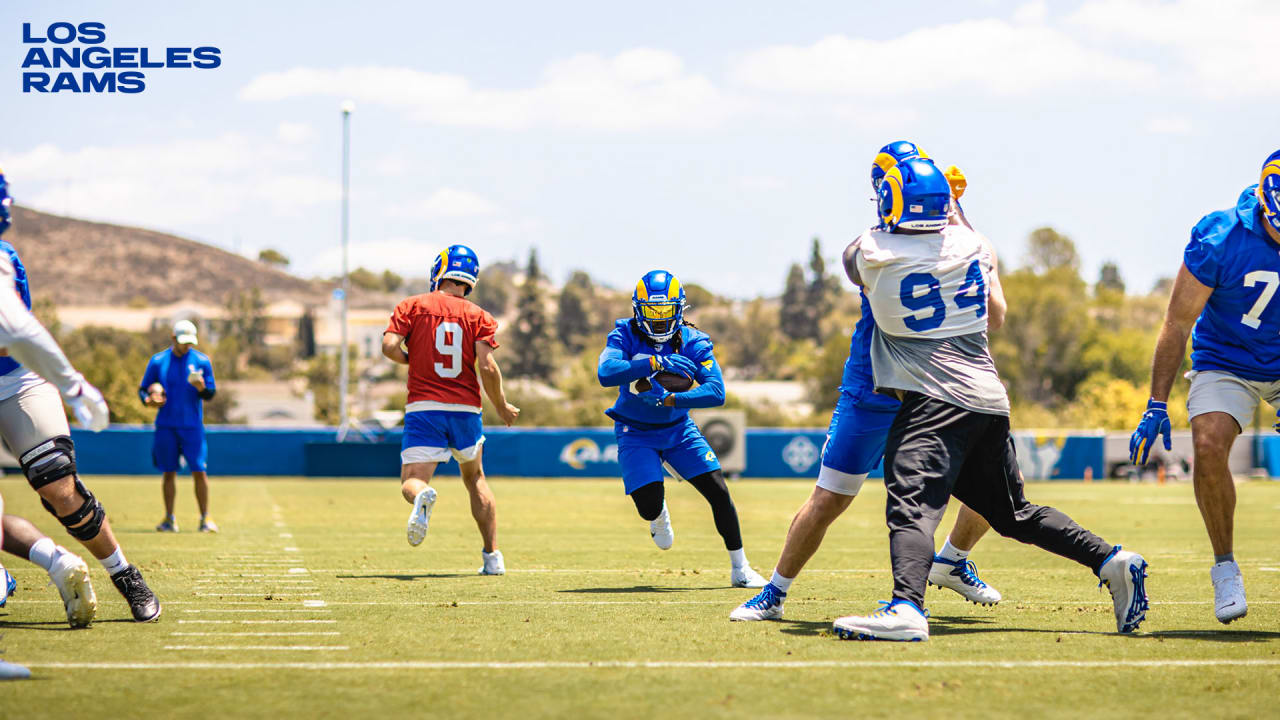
[849,224,1009,416]
[851,225,994,339]
[0,253,83,399]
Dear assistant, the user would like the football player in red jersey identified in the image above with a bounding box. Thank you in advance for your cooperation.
[382,245,520,575]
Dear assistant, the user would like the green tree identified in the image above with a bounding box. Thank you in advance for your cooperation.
[1024,227,1080,274]
[556,270,596,354]
[804,237,837,341]
[471,265,513,316]
[258,248,290,268]
[779,263,809,341]
[507,249,555,380]
[222,288,269,371]
[297,308,317,359]
[1097,261,1125,294]
[381,269,403,293]
[683,282,715,310]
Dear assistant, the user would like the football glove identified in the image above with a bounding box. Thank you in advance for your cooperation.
[64,377,110,432]
[649,353,697,378]
[1129,398,1171,465]
[638,384,673,408]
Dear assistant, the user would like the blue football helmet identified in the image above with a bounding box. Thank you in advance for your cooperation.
[0,171,11,236]
[870,141,928,194]
[877,157,952,232]
[633,270,685,343]
[430,244,480,294]
[1258,149,1280,234]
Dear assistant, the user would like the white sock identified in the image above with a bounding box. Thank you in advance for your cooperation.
[100,547,129,576]
[729,548,747,569]
[770,570,794,593]
[28,538,57,571]
[656,502,669,522]
[938,537,969,563]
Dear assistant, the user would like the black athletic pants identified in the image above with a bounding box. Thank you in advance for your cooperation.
[630,470,744,551]
[883,392,1114,609]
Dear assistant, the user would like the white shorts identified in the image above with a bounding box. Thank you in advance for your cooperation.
[400,438,485,465]
[1186,370,1280,432]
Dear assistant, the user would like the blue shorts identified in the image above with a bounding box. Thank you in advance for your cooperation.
[615,417,720,494]
[401,410,485,464]
[816,391,897,496]
[153,426,208,473]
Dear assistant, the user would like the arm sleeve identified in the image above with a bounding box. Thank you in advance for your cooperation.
[0,279,83,397]
[386,300,412,337]
[139,358,158,404]
[201,355,216,392]
[672,342,725,409]
[1183,226,1223,289]
[597,332,653,387]
[474,309,499,349]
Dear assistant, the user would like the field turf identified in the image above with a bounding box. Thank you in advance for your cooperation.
[1,476,1278,719]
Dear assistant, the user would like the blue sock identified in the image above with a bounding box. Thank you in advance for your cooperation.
[1214,553,1235,565]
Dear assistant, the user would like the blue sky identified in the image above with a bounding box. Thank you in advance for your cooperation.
[4,0,1278,296]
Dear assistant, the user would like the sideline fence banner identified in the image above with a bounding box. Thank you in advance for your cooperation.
[63,426,1107,480]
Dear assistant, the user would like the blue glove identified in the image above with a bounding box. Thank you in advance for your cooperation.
[650,353,697,378]
[638,384,672,408]
[1273,408,1280,434]
[1129,399,1172,464]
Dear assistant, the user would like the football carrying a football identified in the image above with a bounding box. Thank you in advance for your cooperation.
[636,371,695,394]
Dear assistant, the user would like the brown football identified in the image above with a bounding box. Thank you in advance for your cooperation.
[636,372,695,394]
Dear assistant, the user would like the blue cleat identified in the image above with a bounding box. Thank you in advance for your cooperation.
[1098,545,1149,633]
[833,599,930,641]
[0,660,30,680]
[0,568,15,608]
[729,582,786,621]
[928,556,1002,606]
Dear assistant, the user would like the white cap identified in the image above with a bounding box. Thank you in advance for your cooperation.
[173,319,198,345]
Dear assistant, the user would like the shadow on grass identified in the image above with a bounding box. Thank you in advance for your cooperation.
[335,573,471,581]
[0,617,135,631]
[1139,629,1280,643]
[777,619,830,637]
[559,585,724,594]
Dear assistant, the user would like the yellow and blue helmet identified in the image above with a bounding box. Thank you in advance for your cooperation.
[0,170,11,236]
[430,244,480,294]
[1259,149,1280,235]
[877,157,952,232]
[633,269,686,343]
[870,140,928,194]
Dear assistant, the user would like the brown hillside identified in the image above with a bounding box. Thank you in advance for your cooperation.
[4,206,327,306]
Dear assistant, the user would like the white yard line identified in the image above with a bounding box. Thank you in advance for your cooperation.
[164,645,350,652]
[177,620,338,624]
[193,593,321,597]
[170,632,342,637]
[24,659,1280,671]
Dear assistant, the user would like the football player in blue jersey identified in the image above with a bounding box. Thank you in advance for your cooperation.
[598,270,768,588]
[732,142,1000,622]
[1130,149,1280,625]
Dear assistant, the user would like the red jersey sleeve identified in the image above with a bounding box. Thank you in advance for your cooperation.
[387,298,414,337]
[473,307,499,349]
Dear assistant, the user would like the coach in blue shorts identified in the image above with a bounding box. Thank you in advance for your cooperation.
[140,320,218,533]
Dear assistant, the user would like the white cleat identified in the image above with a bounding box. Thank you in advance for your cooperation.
[649,503,674,550]
[1211,561,1247,624]
[406,487,437,547]
[928,557,1002,606]
[729,582,786,621]
[1098,546,1149,633]
[730,565,768,588]
[833,599,929,642]
[479,550,506,576]
[48,547,97,629]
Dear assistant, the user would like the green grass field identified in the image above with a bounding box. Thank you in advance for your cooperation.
[1,476,1278,719]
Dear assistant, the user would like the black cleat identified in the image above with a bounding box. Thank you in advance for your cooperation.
[110,565,161,622]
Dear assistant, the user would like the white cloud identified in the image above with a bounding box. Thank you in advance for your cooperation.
[731,18,1155,97]
[1069,0,1280,97]
[239,49,739,131]
[391,188,501,219]
[1144,115,1193,135]
[1,135,333,227]
[306,236,435,276]
[275,121,315,145]
[738,175,786,191]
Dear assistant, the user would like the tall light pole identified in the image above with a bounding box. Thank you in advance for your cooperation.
[338,100,354,441]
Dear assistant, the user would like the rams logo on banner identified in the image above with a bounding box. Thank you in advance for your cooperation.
[560,438,619,470]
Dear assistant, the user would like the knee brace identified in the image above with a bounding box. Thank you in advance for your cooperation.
[40,478,106,542]
[20,436,77,490]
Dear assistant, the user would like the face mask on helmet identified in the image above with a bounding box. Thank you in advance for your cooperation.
[637,300,680,339]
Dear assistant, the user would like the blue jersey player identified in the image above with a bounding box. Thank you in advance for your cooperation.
[1130,149,1280,625]
[732,142,1001,622]
[597,270,767,588]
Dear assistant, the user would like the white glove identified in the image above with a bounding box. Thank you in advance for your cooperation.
[64,378,110,432]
